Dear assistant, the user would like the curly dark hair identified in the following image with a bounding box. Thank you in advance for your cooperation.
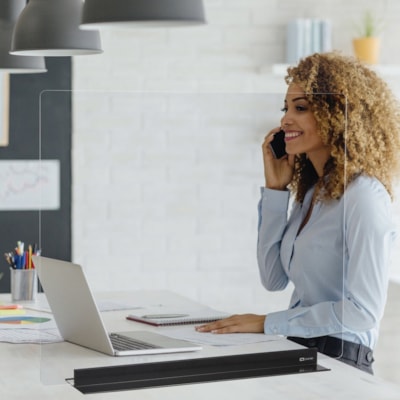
[285,52,400,202]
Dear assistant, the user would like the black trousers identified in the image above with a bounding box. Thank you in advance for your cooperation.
[287,335,374,374]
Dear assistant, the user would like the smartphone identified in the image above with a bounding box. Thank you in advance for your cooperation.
[269,130,287,159]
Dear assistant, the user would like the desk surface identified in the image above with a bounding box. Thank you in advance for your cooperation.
[1,290,400,399]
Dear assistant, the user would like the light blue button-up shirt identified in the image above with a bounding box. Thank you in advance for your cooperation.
[257,175,397,349]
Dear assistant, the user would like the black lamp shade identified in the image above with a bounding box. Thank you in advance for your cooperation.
[10,0,102,56]
[0,0,46,73]
[81,0,206,28]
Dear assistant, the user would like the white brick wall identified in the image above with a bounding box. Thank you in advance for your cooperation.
[71,0,400,314]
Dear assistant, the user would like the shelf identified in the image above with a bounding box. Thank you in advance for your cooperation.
[270,63,400,77]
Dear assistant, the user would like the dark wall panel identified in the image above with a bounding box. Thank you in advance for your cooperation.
[0,58,72,292]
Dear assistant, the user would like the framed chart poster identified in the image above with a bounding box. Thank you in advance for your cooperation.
[0,73,9,147]
[0,160,60,210]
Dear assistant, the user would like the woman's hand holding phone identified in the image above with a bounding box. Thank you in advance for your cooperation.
[262,128,295,190]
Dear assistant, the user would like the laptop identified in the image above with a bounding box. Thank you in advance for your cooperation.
[33,256,202,356]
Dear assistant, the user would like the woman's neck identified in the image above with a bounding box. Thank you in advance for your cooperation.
[307,147,331,177]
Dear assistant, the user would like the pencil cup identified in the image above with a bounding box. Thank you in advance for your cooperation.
[10,268,38,302]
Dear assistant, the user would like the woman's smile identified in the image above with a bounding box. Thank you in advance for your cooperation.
[284,130,303,141]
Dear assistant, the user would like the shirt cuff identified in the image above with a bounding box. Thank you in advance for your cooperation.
[264,310,289,335]
[260,187,290,213]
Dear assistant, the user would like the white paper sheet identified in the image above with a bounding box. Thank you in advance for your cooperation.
[161,326,284,346]
[0,314,62,343]
[26,296,143,313]
[0,328,62,344]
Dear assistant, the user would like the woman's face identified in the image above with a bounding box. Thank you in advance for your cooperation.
[281,83,331,175]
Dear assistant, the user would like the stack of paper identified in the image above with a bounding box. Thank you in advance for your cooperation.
[0,303,26,316]
[0,303,62,344]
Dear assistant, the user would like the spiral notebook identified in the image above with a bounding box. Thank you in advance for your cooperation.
[126,310,230,327]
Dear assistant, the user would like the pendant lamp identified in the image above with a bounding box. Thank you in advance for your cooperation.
[81,0,206,28]
[0,0,46,73]
[10,0,102,56]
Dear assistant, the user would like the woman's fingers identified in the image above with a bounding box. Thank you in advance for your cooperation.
[195,314,266,334]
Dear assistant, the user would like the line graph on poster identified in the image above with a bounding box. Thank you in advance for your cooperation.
[0,160,60,210]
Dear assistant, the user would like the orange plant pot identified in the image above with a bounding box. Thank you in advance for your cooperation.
[352,37,380,64]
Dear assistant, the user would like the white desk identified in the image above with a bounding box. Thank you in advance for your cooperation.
[1,290,400,399]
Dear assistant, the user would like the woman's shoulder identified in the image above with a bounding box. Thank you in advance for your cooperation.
[346,175,390,199]
[344,175,392,215]
[342,176,397,234]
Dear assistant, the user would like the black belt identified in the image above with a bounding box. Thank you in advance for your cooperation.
[287,335,374,367]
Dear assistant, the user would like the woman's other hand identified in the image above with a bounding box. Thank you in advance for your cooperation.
[195,314,266,334]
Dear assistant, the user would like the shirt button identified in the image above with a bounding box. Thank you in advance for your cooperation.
[366,351,373,363]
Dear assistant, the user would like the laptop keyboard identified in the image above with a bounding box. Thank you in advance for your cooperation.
[109,333,161,351]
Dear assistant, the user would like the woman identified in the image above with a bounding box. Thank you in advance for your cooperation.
[196,52,400,374]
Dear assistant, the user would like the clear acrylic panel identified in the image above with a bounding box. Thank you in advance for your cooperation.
[37,90,355,388]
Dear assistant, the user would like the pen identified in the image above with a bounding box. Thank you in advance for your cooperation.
[17,241,24,256]
[142,314,189,319]
[4,253,16,269]
[28,245,32,269]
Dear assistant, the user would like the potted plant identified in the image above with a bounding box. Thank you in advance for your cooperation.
[352,11,383,64]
